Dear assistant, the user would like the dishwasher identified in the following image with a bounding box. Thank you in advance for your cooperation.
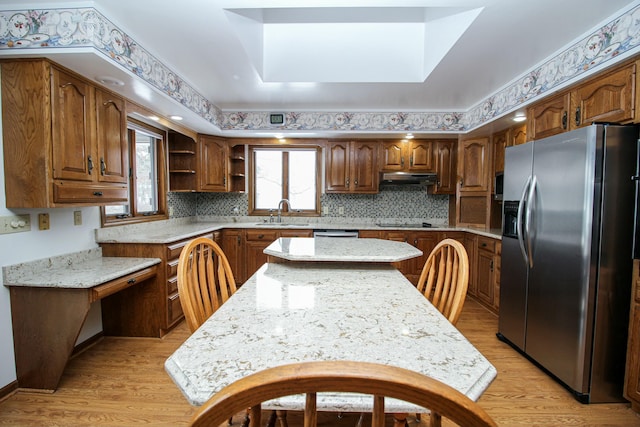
[313,229,359,238]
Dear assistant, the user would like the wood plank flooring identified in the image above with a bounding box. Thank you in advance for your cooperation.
[1,297,639,426]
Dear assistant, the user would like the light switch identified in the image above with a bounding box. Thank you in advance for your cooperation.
[73,210,82,226]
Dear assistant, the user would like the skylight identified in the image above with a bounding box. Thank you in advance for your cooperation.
[225,7,483,83]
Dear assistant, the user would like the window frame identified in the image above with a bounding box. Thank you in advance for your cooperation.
[100,119,168,227]
[248,144,322,217]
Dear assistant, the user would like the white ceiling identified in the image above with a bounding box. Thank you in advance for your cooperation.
[0,0,638,137]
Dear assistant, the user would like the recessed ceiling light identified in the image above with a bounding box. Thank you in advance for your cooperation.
[405,133,414,139]
[513,112,526,122]
[95,76,125,86]
[170,115,183,121]
[149,115,160,121]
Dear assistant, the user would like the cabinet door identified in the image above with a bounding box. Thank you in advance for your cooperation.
[463,234,477,297]
[325,141,350,192]
[222,230,244,284]
[432,140,456,194]
[527,92,570,141]
[476,248,495,307]
[411,232,439,277]
[350,141,378,193]
[492,129,508,175]
[572,62,636,127]
[199,135,228,191]
[51,68,94,182]
[511,124,527,146]
[459,138,490,193]
[245,230,278,280]
[408,140,433,171]
[95,89,128,184]
[385,231,412,277]
[381,141,405,171]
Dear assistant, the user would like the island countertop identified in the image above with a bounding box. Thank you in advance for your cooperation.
[165,262,497,411]
[264,237,423,263]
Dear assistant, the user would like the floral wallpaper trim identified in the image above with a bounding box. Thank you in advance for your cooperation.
[0,7,223,128]
[1,4,639,133]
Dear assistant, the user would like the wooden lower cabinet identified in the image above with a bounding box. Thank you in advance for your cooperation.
[222,228,314,285]
[384,231,441,284]
[99,231,215,337]
[475,236,501,313]
[625,259,640,412]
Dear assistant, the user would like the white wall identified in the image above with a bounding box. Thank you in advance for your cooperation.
[0,70,104,389]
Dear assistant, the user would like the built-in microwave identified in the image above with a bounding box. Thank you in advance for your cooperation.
[494,172,504,200]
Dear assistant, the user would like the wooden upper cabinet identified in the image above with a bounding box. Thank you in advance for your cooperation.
[199,135,229,192]
[381,140,433,172]
[431,140,456,194]
[95,88,128,184]
[326,140,378,193]
[571,61,636,128]
[492,129,509,175]
[1,59,127,208]
[527,92,570,141]
[527,60,637,141]
[511,124,527,146]
[51,68,94,182]
[458,137,490,193]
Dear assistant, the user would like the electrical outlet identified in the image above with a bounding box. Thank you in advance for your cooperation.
[73,210,82,226]
[338,206,344,215]
[0,214,31,234]
[322,206,329,215]
[38,213,50,230]
[168,206,174,217]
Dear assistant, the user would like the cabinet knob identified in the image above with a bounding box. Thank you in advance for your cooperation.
[575,106,581,127]
[100,157,106,176]
[346,178,350,187]
[93,191,103,196]
[87,155,94,174]
[127,278,136,284]
[562,111,568,130]
[354,179,359,187]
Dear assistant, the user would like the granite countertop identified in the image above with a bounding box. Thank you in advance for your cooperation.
[3,248,161,289]
[95,217,502,244]
[165,262,497,410]
[264,237,422,262]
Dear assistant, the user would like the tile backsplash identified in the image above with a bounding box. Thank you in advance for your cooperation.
[168,185,449,222]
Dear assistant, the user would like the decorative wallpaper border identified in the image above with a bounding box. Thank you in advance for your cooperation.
[1,4,639,133]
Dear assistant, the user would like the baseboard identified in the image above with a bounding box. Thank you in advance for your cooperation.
[71,331,104,357]
[0,380,18,402]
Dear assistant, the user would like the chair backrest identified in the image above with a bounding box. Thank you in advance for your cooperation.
[189,361,496,427]
[177,237,237,333]
[416,238,470,326]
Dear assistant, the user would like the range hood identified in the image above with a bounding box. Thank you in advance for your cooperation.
[380,172,437,185]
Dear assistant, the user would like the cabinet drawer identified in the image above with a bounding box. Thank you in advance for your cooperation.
[167,258,179,278]
[90,265,158,302]
[168,276,178,295]
[168,292,183,325]
[477,236,497,252]
[246,230,278,241]
[166,233,215,260]
[53,181,128,204]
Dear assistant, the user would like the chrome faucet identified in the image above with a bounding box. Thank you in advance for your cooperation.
[277,199,291,223]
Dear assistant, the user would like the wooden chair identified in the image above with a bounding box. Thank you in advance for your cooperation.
[177,237,237,333]
[189,361,496,427]
[417,238,470,326]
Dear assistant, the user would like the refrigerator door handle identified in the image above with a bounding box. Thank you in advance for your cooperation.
[517,175,532,265]
[524,175,537,268]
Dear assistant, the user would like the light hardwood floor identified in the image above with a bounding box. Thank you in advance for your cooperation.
[1,297,639,426]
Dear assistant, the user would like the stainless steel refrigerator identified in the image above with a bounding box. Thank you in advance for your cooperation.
[497,124,637,403]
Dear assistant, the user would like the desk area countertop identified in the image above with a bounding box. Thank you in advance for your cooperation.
[165,262,497,412]
[3,248,161,288]
[264,237,423,263]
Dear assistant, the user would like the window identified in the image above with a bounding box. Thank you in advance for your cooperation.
[249,145,321,216]
[101,120,167,226]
